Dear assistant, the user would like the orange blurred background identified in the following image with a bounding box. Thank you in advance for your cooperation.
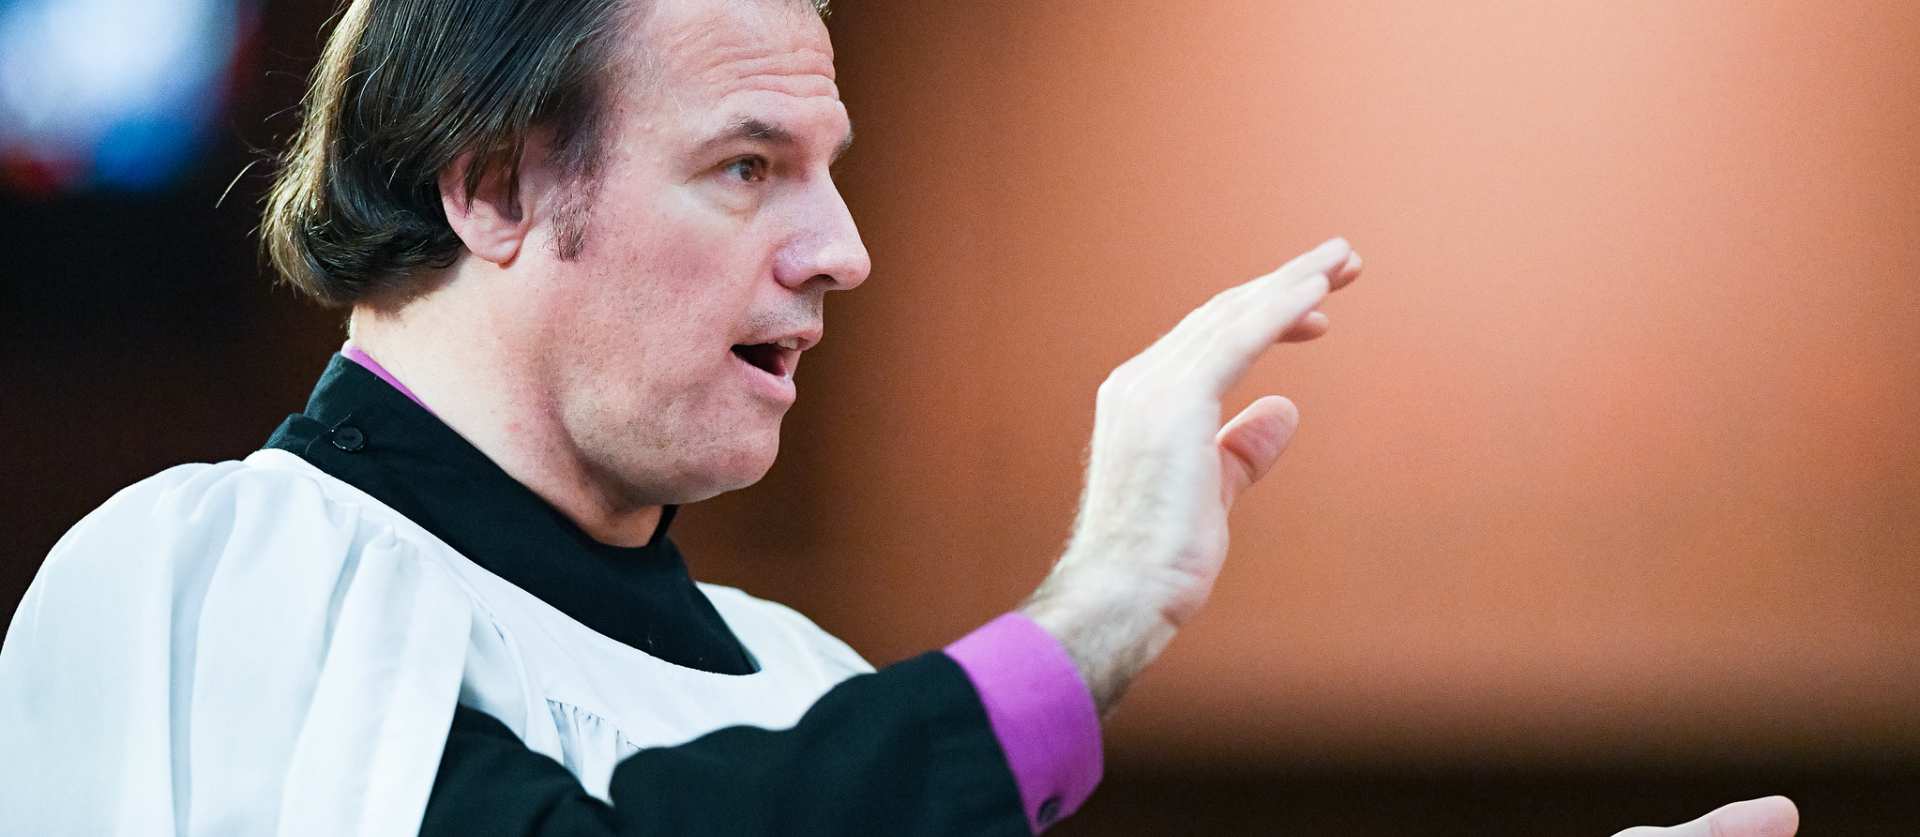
[691,0,1920,763]
[5,0,1917,833]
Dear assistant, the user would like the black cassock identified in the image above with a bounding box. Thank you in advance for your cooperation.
[267,355,1031,836]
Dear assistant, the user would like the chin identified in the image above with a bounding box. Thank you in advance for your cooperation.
[671,431,781,503]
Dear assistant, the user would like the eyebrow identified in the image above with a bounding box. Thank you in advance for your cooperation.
[703,117,855,165]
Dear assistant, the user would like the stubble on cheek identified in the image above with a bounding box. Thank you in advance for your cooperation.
[555,268,771,498]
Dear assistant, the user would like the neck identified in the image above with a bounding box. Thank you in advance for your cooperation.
[348,275,664,548]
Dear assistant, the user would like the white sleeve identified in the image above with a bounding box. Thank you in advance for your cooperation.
[0,460,473,837]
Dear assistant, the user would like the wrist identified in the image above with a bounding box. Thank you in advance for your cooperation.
[1019,569,1179,716]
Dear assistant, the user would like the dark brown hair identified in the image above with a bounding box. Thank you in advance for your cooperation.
[261,0,632,306]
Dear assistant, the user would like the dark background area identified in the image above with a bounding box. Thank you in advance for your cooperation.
[4,1,1917,833]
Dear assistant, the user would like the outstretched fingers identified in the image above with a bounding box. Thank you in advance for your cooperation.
[1169,237,1355,394]
[1328,251,1363,291]
[1278,310,1331,343]
[1190,270,1330,392]
[1278,253,1363,343]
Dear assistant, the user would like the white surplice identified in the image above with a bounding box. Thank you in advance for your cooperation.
[0,448,872,836]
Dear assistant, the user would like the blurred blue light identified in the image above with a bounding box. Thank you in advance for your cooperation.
[0,0,242,194]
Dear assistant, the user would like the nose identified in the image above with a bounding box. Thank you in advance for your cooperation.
[773,178,871,292]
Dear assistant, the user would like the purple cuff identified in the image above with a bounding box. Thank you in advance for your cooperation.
[341,342,436,416]
[944,613,1103,833]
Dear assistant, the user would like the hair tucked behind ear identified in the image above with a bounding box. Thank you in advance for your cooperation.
[260,0,836,306]
[259,0,631,306]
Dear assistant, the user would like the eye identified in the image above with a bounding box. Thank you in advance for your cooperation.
[722,155,769,184]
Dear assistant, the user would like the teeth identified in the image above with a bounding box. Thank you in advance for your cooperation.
[775,337,801,351]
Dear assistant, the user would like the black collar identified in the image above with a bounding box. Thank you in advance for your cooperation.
[264,354,755,674]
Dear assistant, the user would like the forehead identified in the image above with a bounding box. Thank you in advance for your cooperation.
[634,0,840,122]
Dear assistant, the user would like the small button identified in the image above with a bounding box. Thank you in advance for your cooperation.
[330,425,366,452]
[1036,797,1062,828]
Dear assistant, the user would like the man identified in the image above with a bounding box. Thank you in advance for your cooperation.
[0,0,1799,835]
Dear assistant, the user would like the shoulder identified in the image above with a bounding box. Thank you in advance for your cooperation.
[21,450,459,633]
[41,456,305,575]
[9,448,474,691]
[58,452,331,537]
[49,450,417,566]
[698,583,875,678]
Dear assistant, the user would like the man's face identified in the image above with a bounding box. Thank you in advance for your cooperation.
[519,0,866,505]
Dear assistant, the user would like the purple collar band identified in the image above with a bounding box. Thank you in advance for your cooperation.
[341,342,437,417]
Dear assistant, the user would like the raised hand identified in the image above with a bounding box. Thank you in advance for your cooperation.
[1612,797,1799,837]
[1013,237,1798,835]
[1021,236,1363,713]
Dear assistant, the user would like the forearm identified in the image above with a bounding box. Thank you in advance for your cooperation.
[421,651,1077,836]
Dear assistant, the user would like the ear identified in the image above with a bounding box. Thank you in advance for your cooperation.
[439,151,531,266]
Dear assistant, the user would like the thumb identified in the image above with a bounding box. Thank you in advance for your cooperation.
[1216,395,1301,509]
[1612,797,1799,837]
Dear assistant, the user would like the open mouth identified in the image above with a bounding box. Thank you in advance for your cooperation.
[730,342,793,378]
